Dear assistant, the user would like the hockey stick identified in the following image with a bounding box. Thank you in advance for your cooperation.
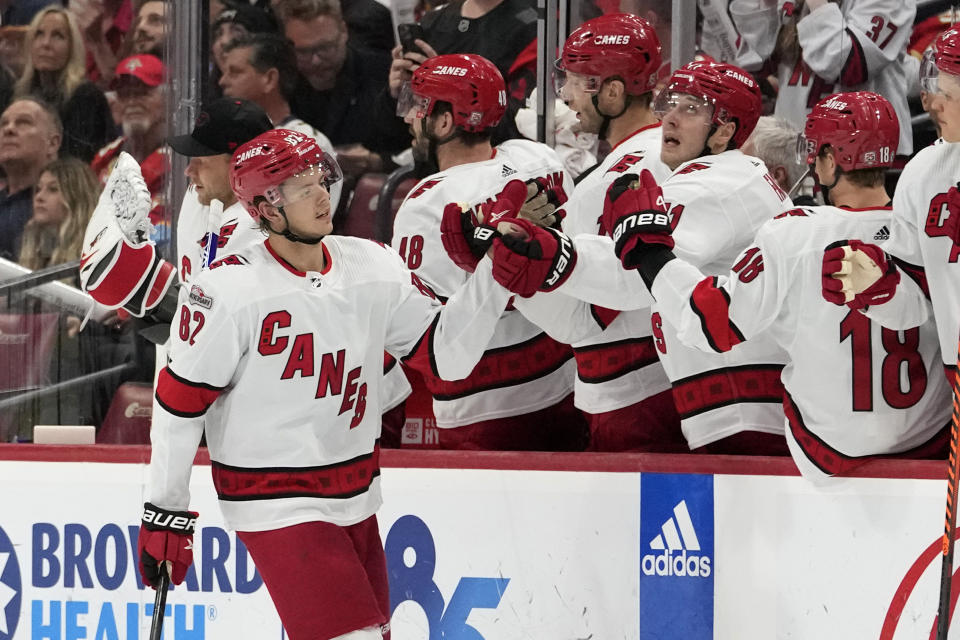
[936,357,960,640]
[149,564,170,640]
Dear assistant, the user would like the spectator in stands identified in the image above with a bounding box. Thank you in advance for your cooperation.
[385,0,539,143]
[0,26,28,78]
[743,116,817,206]
[91,54,171,245]
[274,0,408,177]
[130,0,169,57]
[0,97,61,260]
[211,4,279,73]
[70,0,134,88]
[218,33,341,211]
[17,157,99,271]
[15,6,114,162]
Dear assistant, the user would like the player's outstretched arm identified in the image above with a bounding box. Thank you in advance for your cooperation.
[388,253,513,381]
[822,239,930,329]
[79,152,176,317]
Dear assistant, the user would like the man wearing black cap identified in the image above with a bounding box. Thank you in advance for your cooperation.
[168,97,274,283]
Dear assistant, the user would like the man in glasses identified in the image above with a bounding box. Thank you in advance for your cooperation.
[483,60,796,455]
[273,0,408,177]
[824,26,960,392]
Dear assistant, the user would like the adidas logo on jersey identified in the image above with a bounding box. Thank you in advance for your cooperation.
[641,500,712,578]
[501,164,517,177]
[874,226,890,241]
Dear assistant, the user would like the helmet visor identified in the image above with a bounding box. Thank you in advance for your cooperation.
[652,91,715,121]
[554,59,602,99]
[396,82,433,119]
[795,131,820,165]
[920,46,941,94]
[274,152,343,206]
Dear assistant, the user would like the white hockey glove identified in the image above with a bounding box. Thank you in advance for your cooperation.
[79,152,176,317]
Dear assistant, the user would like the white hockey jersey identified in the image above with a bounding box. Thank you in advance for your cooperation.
[175,186,264,284]
[175,185,411,415]
[149,236,510,531]
[546,150,794,447]
[651,204,950,478]
[698,0,778,72]
[392,139,577,427]
[862,141,960,368]
[774,0,915,155]
[517,123,672,414]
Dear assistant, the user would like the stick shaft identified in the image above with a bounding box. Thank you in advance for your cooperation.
[149,564,170,640]
[936,359,960,640]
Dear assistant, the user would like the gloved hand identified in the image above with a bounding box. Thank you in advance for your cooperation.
[439,179,528,272]
[518,176,568,228]
[490,218,577,296]
[601,170,674,270]
[822,239,900,310]
[138,502,198,588]
[79,152,175,316]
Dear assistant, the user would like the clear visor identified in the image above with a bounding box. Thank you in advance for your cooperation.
[795,132,819,165]
[652,91,716,121]
[920,46,940,94]
[553,59,601,98]
[265,152,343,207]
[396,82,432,119]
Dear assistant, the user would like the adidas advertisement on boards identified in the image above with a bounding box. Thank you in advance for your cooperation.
[639,473,714,640]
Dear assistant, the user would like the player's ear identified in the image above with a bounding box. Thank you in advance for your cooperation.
[598,77,626,112]
[772,165,789,191]
[257,201,282,225]
[706,120,736,154]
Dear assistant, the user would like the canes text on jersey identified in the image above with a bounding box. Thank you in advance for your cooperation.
[258,311,368,427]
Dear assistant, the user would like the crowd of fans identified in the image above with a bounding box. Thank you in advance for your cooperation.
[0,0,955,470]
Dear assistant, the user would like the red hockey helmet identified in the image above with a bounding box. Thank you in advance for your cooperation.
[230,128,342,220]
[653,60,762,148]
[921,25,960,93]
[797,91,899,171]
[555,13,662,96]
[402,53,506,132]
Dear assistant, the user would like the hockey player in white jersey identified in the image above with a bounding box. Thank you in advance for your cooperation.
[607,91,949,478]
[137,129,513,640]
[770,0,915,155]
[392,52,586,450]
[504,13,680,451]
[484,60,795,454]
[823,26,960,378]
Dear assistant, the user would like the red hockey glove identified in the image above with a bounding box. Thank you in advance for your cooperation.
[602,170,675,270]
[520,176,569,228]
[138,502,198,588]
[491,218,577,297]
[822,239,900,310]
[439,180,528,272]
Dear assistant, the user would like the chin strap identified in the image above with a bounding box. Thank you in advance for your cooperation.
[266,206,326,245]
[594,93,632,141]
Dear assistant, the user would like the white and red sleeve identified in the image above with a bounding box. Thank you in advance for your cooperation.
[797,0,914,85]
[149,274,244,511]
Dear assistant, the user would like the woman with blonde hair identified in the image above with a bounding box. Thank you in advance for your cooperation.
[18,157,101,274]
[15,6,114,161]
